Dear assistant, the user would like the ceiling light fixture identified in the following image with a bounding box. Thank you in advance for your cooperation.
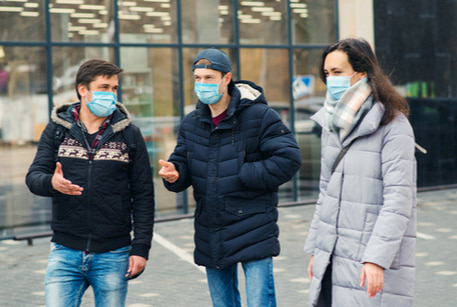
[119,14,141,20]
[71,13,95,18]
[251,7,274,12]
[240,1,264,7]
[79,5,106,10]
[290,3,307,8]
[20,11,40,17]
[240,19,261,23]
[0,7,23,12]
[50,8,76,13]
[130,7,154,12]
[146,11,169,17]
[78,18,102,24]
[56,0,84,4]
[121,1,137,6]
[293,8,308,13]
[78,30,99,35]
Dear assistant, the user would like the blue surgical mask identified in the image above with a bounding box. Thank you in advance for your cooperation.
[87,91,117,117]
[326,72,357,100]
[194,81,223,105]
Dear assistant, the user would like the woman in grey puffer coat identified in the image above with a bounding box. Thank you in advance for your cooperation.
[304,38,417,306]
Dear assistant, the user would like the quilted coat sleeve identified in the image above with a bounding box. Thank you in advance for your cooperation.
[25,122,59,197]
[238,107,301,191]
[361,115,416,269]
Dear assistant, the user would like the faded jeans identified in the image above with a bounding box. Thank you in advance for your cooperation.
[206,257,277,307]
[45,243,130,307]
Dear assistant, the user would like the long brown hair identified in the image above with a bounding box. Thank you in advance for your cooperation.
[320,38,409,124]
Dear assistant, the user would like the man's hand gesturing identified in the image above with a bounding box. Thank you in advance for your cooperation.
[51,162,84,195]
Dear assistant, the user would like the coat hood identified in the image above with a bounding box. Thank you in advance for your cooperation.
[194,80,267,121]
[51,101,132,133]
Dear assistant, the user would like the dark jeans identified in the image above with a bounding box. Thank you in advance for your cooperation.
[318,263,332,306]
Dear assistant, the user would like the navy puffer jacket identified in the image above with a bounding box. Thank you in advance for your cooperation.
[164,81,301,269]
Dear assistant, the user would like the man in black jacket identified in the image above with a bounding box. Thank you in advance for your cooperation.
[26,59,155,307]
[159,49,301,307]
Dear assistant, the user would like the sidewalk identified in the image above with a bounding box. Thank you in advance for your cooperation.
[1,188,457,306]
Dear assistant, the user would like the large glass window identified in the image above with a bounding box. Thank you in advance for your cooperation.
[0,0,340,236]
[49,0,115,42]
[119,0,178,44]
[292,48,325,199]
[0,46,48,235]
[181,0,234,44]
[120,47,182,216]
[0,0,45,41]
[238,0,288,45]
[292,0,336,44]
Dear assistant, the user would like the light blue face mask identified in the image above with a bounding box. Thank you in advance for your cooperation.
[194,81,223,105]
[326,72,357,100]
[87,91,117,117]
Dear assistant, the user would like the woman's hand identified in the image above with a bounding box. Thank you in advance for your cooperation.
[360,262,384,298]
[308,255,314,280]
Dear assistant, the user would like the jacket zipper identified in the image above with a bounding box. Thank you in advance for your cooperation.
[85,159,93,251]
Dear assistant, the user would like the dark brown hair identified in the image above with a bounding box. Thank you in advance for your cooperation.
[75,59,123,100]
[320,38,409,124]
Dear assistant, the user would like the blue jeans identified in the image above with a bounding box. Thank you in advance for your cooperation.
[206,257,276,307]
[45,243,130,307]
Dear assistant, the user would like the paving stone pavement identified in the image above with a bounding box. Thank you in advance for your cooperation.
[1,188,457,306]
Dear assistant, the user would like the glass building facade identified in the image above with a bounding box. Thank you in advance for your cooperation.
[2,0,455,236]
[0,0,337,234]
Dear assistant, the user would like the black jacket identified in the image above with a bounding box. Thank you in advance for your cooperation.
[164,81,301,269]
[26,102,155,259]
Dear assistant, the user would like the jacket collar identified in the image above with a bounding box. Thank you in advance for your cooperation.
[312,101,385,146]
[51,101,132,133]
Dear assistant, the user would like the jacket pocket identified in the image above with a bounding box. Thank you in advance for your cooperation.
[224,198,267,217]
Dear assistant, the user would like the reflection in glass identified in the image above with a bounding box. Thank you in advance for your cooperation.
[49,0,115,42]
[238,0,287,45]
[119,0,177,44]
[0,0,45,41]
[240,48,289,106]
[181,0,234,44]
[0,46,48,143]
[292,0,336,44]
[120,47,183,216]
[52,47,115,106]
[0,46,49,235]
[293,48,325,199]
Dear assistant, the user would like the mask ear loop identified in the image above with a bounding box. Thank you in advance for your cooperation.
[218,75,227,96]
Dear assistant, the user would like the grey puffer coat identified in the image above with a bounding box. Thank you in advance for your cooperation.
[304,101,417,306]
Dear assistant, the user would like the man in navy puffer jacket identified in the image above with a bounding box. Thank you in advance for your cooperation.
[159,49,301,307]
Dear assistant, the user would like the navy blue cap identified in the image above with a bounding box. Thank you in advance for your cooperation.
[192,48,231,73]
